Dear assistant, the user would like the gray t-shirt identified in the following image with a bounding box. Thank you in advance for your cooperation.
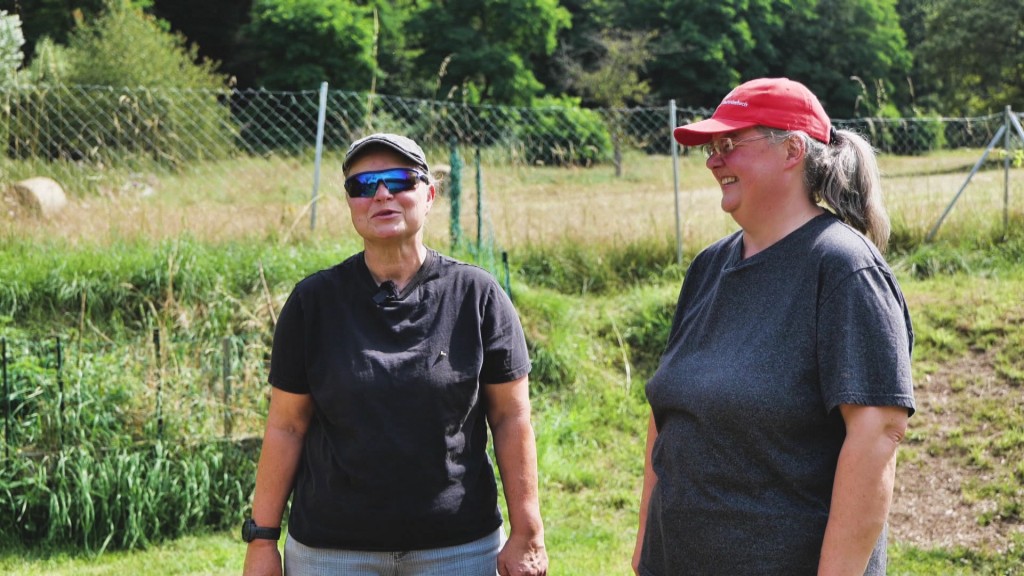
[641,213,915,576]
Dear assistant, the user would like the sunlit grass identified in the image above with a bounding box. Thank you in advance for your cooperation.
[4,147,1019,252]
[0,531,248,576]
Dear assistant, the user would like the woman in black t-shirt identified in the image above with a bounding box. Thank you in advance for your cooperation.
[243,133,547,576]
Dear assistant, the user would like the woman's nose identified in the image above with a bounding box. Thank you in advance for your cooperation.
[373,181,392,199]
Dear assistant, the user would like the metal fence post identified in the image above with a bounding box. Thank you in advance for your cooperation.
[153,329,164,439]
[1004,106,1012,238]
[56,337,64,447]
[475,147,483,257]
[449,138,463,251]
[2,337,8,458]
[311,81,329,232]
[670,99,682,265]
[222,337,233,438]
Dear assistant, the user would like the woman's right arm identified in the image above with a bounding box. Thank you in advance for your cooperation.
[242,387,315,576]
[632,412,658,575]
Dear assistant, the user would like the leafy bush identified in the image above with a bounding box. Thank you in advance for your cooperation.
[22,37,68,84]
[6,0,235,167]
[886,116,947,155]
[514,95,612,167]
[843,105,947,155]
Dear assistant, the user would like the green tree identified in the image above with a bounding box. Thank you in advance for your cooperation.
[535,0,619,94]
[242,0,376,90]
[10,0,151,62]
[612,0,803,108]
[564,29,654,175]
[7,0,234,165]
[915,0,1024,115]
[413,0,572,105]
[782,0,912,117]
[151,0,255,86]
[64,0,221,88]
[369,0,430,97]
[0,10,25,88]
[894,0,937,112]
[606,0,912,118]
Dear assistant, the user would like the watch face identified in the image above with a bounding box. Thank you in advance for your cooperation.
[241,518,256,542]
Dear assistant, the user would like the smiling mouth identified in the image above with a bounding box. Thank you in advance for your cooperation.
[721,176,737,185]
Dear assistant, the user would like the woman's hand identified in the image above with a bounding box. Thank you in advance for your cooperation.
[497,531,548,576]
[242,540,282,576]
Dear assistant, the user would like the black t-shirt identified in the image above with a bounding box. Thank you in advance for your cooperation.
[269,248,531,550]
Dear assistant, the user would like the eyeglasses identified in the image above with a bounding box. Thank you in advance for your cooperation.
[701,134,774,159]
[344,168,429,198]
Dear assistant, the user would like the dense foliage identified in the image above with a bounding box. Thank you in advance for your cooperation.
[241,0,377,91]
[413,0,572,106]
[0,10,24,88]
[5,0,234,165]
[7,0,1024,116]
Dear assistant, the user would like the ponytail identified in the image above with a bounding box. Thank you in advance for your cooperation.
[801,129,891,252]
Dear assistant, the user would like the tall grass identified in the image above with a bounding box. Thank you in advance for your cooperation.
[1,442,256,552]
[0,235,362,327]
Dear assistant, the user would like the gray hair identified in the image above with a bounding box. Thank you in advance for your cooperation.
[766,128,891,252]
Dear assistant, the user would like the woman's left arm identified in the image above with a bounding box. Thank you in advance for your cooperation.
[485,375,547,576]
[819,404,909,576]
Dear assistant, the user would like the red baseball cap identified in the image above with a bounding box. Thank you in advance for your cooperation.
[673,77,832,146]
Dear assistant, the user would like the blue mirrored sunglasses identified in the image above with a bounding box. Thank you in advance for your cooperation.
[344,168,429,198]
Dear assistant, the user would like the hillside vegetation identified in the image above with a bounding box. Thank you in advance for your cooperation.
[0,151,1022,574]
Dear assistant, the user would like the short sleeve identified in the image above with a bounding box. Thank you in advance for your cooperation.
[268,288,310,394]
[479,283,531,385]
[817,266,915,415]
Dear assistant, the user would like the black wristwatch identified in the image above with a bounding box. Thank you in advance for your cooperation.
[241,518,281,542]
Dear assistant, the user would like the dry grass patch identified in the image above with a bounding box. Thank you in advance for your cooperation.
[3,148,1021,251]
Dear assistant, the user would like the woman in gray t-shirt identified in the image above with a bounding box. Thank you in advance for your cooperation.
[633,78,915,576]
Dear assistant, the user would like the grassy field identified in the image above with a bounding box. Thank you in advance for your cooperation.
[4,148,1019,250]
[1,148,1023,574]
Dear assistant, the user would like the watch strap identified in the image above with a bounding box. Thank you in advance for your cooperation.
[242,518,281,542]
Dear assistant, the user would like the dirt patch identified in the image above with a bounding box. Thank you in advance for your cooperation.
[889,350,1024,553]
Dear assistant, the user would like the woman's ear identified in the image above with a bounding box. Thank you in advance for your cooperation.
[425,182,436,212]
[783,135,806,168]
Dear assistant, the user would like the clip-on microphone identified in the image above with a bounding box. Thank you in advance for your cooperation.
[373,280,398,305]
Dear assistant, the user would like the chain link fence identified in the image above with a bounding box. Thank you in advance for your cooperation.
[2,83,1014,201]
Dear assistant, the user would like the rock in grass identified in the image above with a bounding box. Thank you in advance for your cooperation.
[6,176,68,218]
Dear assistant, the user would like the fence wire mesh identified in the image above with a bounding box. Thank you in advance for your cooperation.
[2,84,1014,205]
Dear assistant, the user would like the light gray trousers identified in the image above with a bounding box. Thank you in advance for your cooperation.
[283,527,503,576]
